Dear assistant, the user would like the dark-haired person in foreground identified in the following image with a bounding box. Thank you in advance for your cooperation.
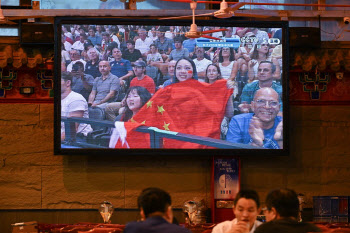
[212,189,261,233]
[123,187,192,233]
[255,188,321,233]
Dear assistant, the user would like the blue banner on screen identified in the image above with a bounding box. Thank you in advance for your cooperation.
[196,38,241,49]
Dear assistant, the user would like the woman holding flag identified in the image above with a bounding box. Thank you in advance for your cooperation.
[110,57,234,149]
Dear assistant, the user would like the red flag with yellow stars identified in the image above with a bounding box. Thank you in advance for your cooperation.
[114,79,233,149]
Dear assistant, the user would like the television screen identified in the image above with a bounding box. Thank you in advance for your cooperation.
[55,17,289,156]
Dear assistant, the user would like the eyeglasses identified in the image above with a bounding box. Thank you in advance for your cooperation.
[254,99,279,107]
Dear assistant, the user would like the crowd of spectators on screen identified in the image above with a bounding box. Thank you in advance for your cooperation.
[60,24,284,148]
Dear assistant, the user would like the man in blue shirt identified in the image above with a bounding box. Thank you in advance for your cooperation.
[182,38,197,58]
[227,87,283,149]
[154,27,173,61]
[124,187,191,233]
[109,47,134,87]
[87,26,102,46]
[239,61,282,113]
[165,37,189,62]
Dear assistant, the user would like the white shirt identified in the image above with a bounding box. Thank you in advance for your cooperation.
[66,59,87,72]
[135,37,153,54]
[212,31,224,39]
[61,50,70,63]
[64,32,73,40]
[193,58,212,73]
[71,41,84,51]
[61,91,92,136]
[212,219,262,233]
[110,35,121,48]
[219,61,235,80]
[165,31,175,40]
[64,41,72,52]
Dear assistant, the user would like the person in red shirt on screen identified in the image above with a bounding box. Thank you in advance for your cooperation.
[130,60,156,94]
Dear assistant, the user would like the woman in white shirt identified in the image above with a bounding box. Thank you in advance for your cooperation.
[247,43,280,82]
[218,47,239,81]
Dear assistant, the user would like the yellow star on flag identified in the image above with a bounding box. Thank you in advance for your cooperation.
[157,105,165,115]
[141,120,146,125]
[130,118,136,123]
[146,100,153,108]
[163,122,170,131]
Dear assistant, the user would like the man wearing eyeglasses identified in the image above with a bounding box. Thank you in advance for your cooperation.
[226,87,283,149]
[238,61,282,114]
[66,49,86,72]
[255,189,321,233]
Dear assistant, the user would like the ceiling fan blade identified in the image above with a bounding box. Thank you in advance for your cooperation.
[159,15,193,20]
[202,28,227,34]
[193,12,215,17]
[229,2,247,11]
[201,34,222,40]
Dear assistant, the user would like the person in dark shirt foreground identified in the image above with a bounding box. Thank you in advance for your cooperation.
[123,187,192,233]
[255,188,321,233]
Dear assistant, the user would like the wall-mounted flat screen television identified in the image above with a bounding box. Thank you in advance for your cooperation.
[54,17,289,156]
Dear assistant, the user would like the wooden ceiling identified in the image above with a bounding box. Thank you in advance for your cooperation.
[1,8,350,21]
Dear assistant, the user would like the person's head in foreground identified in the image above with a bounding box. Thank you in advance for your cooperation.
[123,86,151,121]
[233,189,261,231]
[137,187,173,223]
[254,188,322,233]
[174,57,198,83]
[263,188,299,222]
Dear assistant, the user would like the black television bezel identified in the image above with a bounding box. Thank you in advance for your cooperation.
[54,17,289,156]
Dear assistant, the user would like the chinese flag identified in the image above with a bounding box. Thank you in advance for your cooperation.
[113,79,233,149]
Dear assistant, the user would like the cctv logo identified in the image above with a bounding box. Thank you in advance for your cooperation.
[268,38,280,45]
